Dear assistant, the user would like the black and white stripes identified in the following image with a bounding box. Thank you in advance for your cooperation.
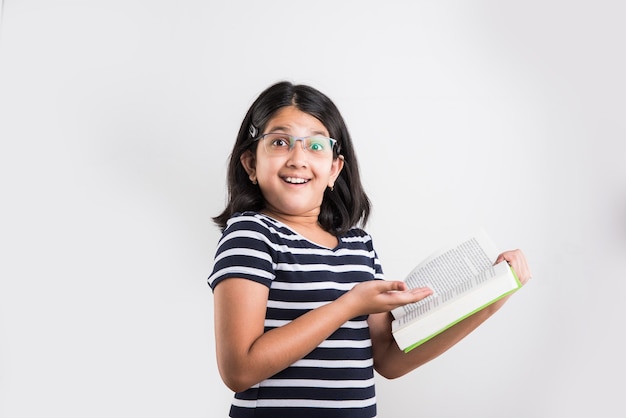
[208,212,383,417]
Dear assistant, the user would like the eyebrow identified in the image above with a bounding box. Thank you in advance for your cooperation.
[266,125,329,137]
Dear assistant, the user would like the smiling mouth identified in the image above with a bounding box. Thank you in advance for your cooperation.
[283,176,310,184]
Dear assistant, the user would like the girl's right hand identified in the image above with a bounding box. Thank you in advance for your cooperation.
[341,280,433,317]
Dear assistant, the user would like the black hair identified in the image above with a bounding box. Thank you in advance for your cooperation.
[213,81,371,235]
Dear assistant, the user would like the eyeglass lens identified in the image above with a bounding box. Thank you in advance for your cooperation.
[261,133,335,155]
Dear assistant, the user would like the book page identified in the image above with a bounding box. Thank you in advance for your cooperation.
[393,230,500,317]
[394,263,502,328]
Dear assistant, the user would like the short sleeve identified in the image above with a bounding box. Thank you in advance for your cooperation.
[207,214,276,291]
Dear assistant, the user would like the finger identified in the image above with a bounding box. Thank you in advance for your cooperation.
[499,250,532,283]
[403,287,433,303]
[408,287,433,297]
[376,280,407,292]
[383,287,433,308]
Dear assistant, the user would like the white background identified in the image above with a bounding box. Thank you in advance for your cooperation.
[1,1,625,417]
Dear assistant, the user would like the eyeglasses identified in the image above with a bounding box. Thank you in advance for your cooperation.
[255,133,338,157]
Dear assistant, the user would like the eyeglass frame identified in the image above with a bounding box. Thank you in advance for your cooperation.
[253,132,341,157]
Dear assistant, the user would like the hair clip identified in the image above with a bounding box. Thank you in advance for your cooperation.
[249,124,258,138]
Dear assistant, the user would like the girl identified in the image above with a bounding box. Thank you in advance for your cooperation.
[208,81,531,417]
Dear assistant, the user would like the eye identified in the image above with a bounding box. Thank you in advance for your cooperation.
[308,137,328,152]
[267,134,291,148]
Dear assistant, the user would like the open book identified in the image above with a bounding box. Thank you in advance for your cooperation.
[391,229,522,353]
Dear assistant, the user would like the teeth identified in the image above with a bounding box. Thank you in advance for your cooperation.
[285,177,308,184]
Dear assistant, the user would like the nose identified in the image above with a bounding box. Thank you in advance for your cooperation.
[286,138,308,166]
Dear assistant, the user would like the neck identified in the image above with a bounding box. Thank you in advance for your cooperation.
[261,209,338,248]
[262,209,320,230]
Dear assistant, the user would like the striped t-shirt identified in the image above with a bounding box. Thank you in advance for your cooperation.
[208,212,384,418]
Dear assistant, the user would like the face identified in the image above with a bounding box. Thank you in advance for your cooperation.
[240,106,344,220]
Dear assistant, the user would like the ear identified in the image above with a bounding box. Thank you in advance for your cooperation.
[328,154,345,189]
[240,150,257,184]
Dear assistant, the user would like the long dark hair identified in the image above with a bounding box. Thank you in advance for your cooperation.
[213,81,371,235]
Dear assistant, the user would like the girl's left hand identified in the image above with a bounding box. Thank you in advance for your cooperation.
[495,249,532,285]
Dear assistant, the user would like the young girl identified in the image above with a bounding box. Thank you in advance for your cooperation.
[208,81,531,417]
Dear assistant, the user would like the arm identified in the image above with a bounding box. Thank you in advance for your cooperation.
[213,277,433,393]
[369,249,532,379]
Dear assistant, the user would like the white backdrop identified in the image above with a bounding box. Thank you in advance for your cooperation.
[1,1,625,417]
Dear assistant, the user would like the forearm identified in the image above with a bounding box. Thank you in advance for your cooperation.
[372,297,508,379]
[217,295,357,392]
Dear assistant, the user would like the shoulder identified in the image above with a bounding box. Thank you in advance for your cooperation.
[340,227,375,248]
[217,212,309,255]
[223,211,273,233]
[209,212,281,290]
[220,212,284,242]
